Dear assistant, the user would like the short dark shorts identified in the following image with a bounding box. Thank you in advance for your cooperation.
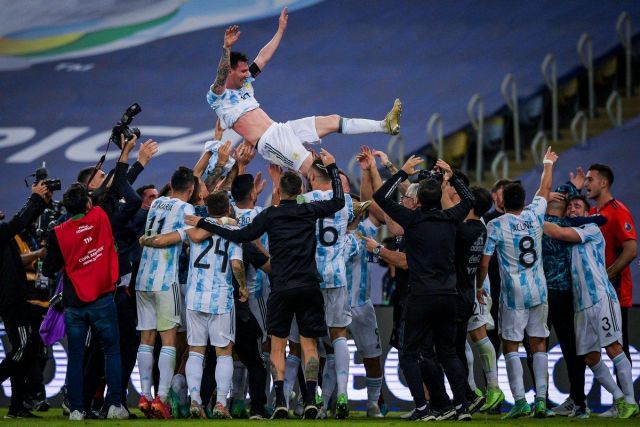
[267,286,327,339]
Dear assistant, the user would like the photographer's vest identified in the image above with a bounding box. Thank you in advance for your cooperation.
[54,207,118,302]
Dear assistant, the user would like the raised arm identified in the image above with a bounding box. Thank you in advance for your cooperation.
[253,7,288,70]
[535,147,559,200]
[373,149,409,195]
[441,161,474,221]
[306,149,345,218]
[188,212,268,244]
[373,155,422,227]
[211,26,241,95]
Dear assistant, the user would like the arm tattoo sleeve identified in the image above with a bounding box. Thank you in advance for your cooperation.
[204,164,225,191]
[211,47,231,95]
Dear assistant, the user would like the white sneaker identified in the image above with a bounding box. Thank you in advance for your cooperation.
[69,410,85,421]
[551,398,576,416]
[400,408,415,419]
[598,405,618,418]
[366,402,384,418]
[106,404,129,420]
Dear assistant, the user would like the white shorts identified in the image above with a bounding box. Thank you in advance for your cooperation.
[257,117,317,171]
[468,293,495,332]
[136,283,182,332]
[186,309,235,348]
[498,301,549,342]
[575,295,623,356]
[249,290,269,342]
[322,286,352,329]
[349,301,382,359]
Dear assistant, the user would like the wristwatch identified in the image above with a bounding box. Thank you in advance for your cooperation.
[373,245,382,256]
[384,161,393,168]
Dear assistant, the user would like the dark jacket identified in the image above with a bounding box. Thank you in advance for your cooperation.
[373,171,474,296]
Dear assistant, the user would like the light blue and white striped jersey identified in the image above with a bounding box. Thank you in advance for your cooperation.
[346,218,378,307]
[185,231,243,314]
[483,196,548,309]
[234,205,270,298]
[136,197,194,292]
[302,190,354,289]
[569,223,619,312]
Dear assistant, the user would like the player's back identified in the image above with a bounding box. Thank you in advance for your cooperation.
[186,230,241,314]
[570,223,618,311]
[303,190,354,288]
[234,205,269,297]
[136,196,194,292]
[485,196,547,309]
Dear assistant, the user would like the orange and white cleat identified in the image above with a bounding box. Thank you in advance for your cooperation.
[212,402,232,419]
[138,395,152,418]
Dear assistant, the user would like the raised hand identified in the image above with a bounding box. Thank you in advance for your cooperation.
[569,166,585,190]
[319,148,336,166]
[278,7,288,33]
[268,163,283,183]
[401,155,423,176]
[137,139,159,166]
[254,171,266,195]
[217,140,233,166]
[372,149,390,166]
[543,146,558,164]
[223,25,241,49]
[235,142,256,167]
[32,181,49,200]
[214,118,223,141]
[435,159,453,181]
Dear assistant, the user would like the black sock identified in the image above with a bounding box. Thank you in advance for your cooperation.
[274,380,285,406]
[305,381,317,405]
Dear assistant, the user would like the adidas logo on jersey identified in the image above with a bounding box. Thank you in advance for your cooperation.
[605,332,612,338]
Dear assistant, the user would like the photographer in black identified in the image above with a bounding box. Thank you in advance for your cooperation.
[0,181,52,418]
[373,157,475,421]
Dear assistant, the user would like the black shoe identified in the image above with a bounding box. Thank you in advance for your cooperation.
[405,406,435,421]
[434,406,456,421]
[4,409,40,419]
[457,406,472,421]
[303,404,318,420]
[270,405,288,419]
[468,394,485,414]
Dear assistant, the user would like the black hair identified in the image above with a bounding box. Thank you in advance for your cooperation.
[158,183,171,197]
[230,51,249,68]
[231,174,255,202]
[568,194,590,210]
[503,182,526,211]
[188,175,200,205]
[136,184,156,197]
[588,163,614,187]
[471,186,492,217]
[280,171,303,197]
[310,160,330,182]
[170,166,195,193]
[77,166,96,185]
[417,179,442,208]
[206,191,230,217]
[62,183,90,216]
[491,178,512,193]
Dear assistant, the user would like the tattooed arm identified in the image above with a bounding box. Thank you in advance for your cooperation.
[211,26,241,95]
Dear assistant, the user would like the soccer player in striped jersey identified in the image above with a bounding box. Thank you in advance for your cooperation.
[477,147,558,419]
[140,191,249,419]
[302,159,354,418]
[207,10,401,176]
[135,167,197,419]
[543,195,639,419]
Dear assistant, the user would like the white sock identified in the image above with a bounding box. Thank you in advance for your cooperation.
[465,341,477,390]
[473,337,498,389]
[532,352,548,400]
[339,118,384,134]
[170,373,189,406]
[366,376,383,406]
[613,353,635,404]
[157,346,177,401]
[185,352,205,404]
[333,337,350,397]
[232,361,247,400]
[215,355,234,407]
[591,359,623,400]
[136,344,154,398]
[284,354,301,406]
[322,355,336,410]
[505,352,525,401]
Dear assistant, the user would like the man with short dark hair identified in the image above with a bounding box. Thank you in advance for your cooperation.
[585,163,637,387]
[207,9,401,175]
[184,149,343,420]
[477,148,558,419]
[373,156,475,421]
[42,183,128,421]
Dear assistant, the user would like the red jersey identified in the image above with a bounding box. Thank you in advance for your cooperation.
[54,206,119,303]
[590,199,637,307]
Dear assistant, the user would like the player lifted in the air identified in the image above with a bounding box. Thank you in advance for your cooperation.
[206,8,402,175]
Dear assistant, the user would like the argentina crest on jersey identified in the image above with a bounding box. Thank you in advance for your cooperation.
[303,190,354,288]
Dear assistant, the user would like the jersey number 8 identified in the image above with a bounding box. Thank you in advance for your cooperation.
[518,236,537,268]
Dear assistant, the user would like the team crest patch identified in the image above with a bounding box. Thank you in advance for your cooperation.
[625,222,633,232]
[292,152,300,160]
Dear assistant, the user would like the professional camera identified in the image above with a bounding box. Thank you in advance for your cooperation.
[34,167,62,191]
[418,168,444,183]
[36,200,65,240]
[110,103,142,149]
